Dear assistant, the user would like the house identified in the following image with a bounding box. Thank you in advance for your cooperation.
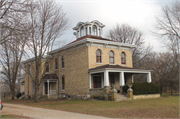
[17,76,25,95]
[22,20,152,99]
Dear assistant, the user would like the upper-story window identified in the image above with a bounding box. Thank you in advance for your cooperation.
[109,50,114,64]
[80,26,84,37]
[45,62,49,72]
[121,52,126,64]
[28,65,31,75]
[96,49,102,63]
[93,25,97,35]
[89,27,91,35]
[55,58,58,69]
[61,56,64,68]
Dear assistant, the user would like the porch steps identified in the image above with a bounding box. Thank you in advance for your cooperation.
[116,94,130,102]
[48,95,58,99]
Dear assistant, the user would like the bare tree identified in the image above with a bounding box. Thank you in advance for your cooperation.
[154,1,180,61]
[25,0,69,103]
[0,0,30,44]
[106,23,152,68]
[0,5,29,100]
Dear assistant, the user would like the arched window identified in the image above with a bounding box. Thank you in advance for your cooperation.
[45,62,49,72]
[28,66,31,75]
[109,50,114,64]
[62,76,65,90]
[121,52,126,64]
[89,27,91,35]
[93,25,97,35]
[96,49,102,63]
[55,58,58,69]
[86,27,88,35]
[80,26,84,37]
[61,56,64,68]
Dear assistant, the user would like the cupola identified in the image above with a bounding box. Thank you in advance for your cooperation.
[73,20,105,39]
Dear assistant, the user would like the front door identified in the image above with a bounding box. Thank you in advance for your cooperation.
[45,82,50,94]
[93,76,101,88]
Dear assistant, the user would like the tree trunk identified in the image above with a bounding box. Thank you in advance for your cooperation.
[34,84,39,103]
[11,88,15,100]
[160,86,163,94]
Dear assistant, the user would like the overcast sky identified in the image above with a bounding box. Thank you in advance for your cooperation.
[53,0,177,52]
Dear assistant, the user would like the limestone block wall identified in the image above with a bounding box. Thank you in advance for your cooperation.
[57,45,89,96]
[88,45,133,69]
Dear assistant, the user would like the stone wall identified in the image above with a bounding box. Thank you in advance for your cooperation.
[133,94,160,100]
[88,45,133,69]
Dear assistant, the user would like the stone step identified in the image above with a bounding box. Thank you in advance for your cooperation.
[48,95,58,99]
[116,94,130,102]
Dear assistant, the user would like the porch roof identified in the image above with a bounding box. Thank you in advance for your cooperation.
[88,64,152,74]
[43,74,58,80]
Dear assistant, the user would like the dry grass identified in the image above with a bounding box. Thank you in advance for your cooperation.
[3,94,179,118]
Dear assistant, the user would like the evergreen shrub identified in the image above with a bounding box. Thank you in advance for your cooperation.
[122,82,160,95]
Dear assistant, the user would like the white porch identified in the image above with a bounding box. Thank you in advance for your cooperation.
[88,65,152,90]
[43,79,58,96]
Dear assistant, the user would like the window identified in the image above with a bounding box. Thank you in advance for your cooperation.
[28,66,31,75]
[55,58,58,69]
[93,76,101,88]
[86,27,88,35]
[121,52,126,64]
[61,56,64,68]
[62,76,65,90]
[109,50,114,64]
[45,62,49,72]
[93,25,97,35]
[89,27,91,35]
[80,26,84,37]
[96,49,102,63]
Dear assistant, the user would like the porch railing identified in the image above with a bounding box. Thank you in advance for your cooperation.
[49,90,57,95]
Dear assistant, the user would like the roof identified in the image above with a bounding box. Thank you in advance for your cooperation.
[67,35,113,45]
[89,64,152,73]
[49,35,137,54]
[43,74,58,80]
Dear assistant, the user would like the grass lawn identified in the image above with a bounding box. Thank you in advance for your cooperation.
[3,94,179,118]
[1,114,29,118]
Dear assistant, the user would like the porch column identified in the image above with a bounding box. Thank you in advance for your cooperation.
[101,73,104,88]
[132,75,134,83]
[47,80,49,96]
[147,72,152,83]
[56,80,58,94]
[43,82,44,95]
[120,72,125,86]
[104,70,109,86]
[89,73,91,89]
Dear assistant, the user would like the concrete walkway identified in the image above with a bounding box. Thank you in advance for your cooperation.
[1,103,118,119]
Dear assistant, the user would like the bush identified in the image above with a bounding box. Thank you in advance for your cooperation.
[122,84,129,93]
[122,82,160,95]
[16,93,22,99]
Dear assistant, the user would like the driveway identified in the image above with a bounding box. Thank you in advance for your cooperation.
[1,103,117,119]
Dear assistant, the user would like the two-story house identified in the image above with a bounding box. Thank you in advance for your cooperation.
[23,20,152,99]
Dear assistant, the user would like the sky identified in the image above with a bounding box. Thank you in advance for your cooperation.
[54,0,177,52]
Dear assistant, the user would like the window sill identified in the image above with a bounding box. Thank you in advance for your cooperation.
[121,64,127,67]
[45,72,50,74]
[109,63,116,65]
[61,90,65,91]
[96,63,102,64]
[61,68,65,70]
[54,69,58,71]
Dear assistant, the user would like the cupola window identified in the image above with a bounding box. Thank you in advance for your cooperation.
[93,25,97,35]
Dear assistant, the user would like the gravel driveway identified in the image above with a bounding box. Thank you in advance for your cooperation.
[1,103,117,119]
